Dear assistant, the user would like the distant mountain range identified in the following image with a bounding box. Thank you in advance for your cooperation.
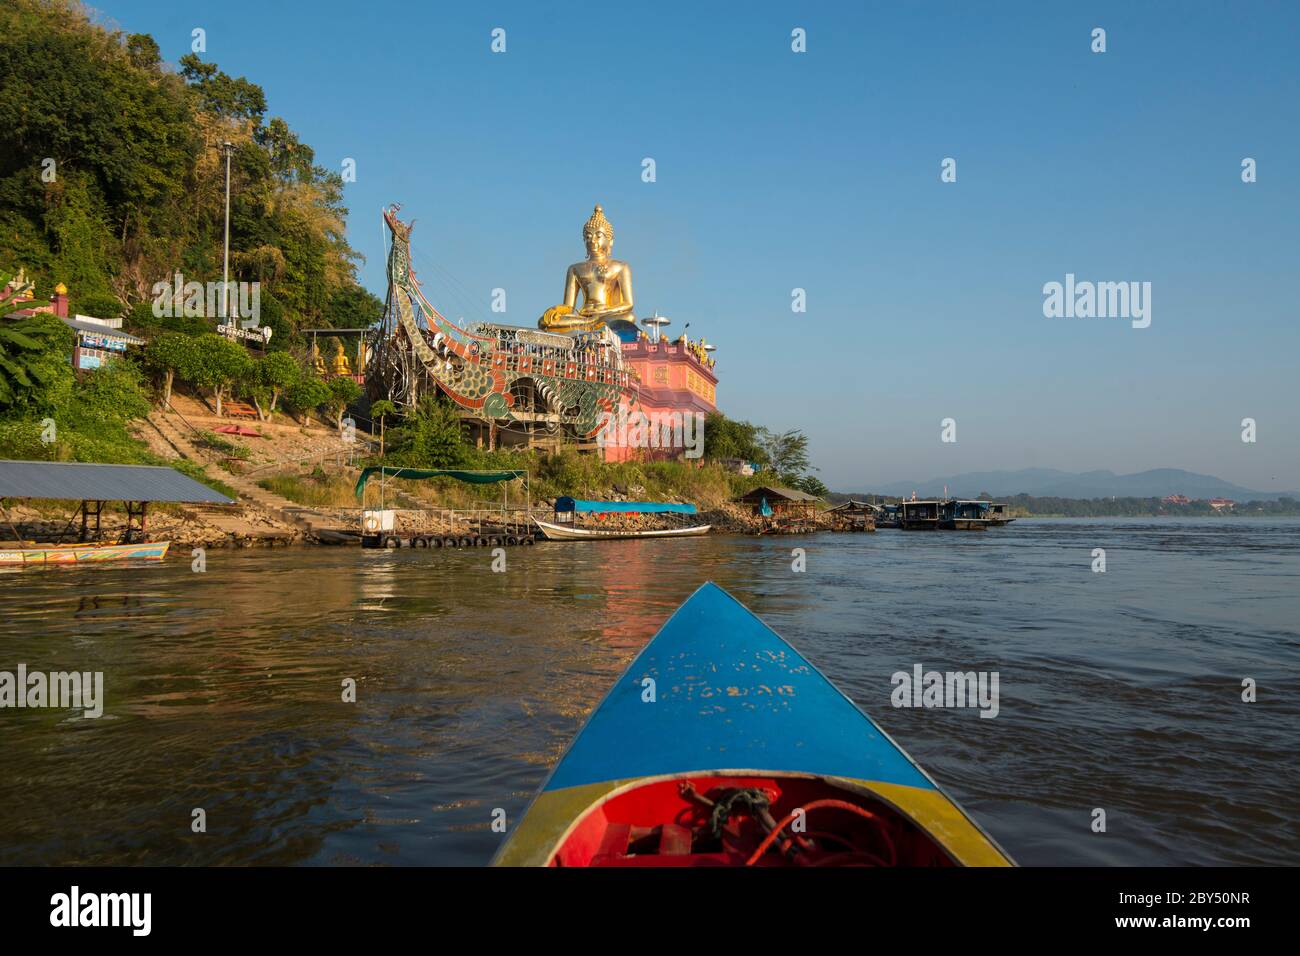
[851,468,1297,501]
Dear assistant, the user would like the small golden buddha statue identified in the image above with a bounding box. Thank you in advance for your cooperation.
[539,204,635,334]
[331,341,352,375]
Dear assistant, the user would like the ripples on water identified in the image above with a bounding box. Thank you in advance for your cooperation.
[0,518,1296,865]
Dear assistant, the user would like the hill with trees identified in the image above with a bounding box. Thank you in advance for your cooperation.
[0,0,381,339]
[0,1,824,514]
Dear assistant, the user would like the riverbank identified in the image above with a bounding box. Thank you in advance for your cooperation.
[2,500,302,549]
[1,498,846,550]
[5,388,840,546]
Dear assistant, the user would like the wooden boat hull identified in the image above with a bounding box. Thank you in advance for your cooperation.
[532,518,711,541]
[495,582,1013,867]
[0,541,170,566]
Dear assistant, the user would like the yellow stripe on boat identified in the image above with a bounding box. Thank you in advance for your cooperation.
[498,772,1011,867]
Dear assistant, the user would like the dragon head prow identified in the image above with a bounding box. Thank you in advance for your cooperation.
[384,204,415,241]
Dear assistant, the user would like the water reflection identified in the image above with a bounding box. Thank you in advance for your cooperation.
[0,519,1297,865]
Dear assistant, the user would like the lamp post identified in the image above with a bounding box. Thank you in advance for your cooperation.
[219,140,235,325]
[641,312,670,343]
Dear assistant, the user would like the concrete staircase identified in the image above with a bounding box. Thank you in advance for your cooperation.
[146,410,341,541]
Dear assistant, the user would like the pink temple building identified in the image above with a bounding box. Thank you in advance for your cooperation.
[603,331,718,462]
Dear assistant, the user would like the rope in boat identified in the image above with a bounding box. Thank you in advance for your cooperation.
[744,799,898,867]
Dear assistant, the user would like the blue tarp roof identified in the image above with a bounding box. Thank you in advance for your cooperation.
[554,497,697,515]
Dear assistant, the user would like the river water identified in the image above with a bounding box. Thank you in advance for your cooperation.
[1,518,1296,866]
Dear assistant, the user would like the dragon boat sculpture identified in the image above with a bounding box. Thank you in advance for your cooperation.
[367,205,636,440]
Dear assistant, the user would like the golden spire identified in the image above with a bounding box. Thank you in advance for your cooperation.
[583,204,613,242]
[54,282,67,294]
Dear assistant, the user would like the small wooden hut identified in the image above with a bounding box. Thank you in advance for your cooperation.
[738,486,822,520]
[827,499,878,531]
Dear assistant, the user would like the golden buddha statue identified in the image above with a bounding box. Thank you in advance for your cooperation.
[310,340,326,375]
[539,204,635,334]
[331,340,353,375]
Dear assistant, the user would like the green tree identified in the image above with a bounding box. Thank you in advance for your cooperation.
[178,53,267,121]
[125,301,209,339]
[0,3,375,342]
[389,395,469,467]
[125,33,161,71]
[142,331,197,407]
[369,398,397,455]
[321,284,384,329]
[285,375,330,425]
[64,360,150,438]
[188,334,251,416]
[762,429,811,482]
[71,292,124,320]
[252,350,299,419]
[702,412,770,466]
[0,316,72,412]
[324,375,361,430]
[795,475,829,498]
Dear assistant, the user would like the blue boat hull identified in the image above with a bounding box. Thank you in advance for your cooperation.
[496,583,1012,866]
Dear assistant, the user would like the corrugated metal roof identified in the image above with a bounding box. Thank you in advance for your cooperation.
[0,460,234,504]
[828,499,879,512]
[739,485,822,502]
[62,318,145,344]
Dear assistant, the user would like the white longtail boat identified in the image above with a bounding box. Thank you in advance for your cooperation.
[532,518,710,541]
[534,496,710,541]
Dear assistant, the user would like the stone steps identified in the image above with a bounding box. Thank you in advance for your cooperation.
[147,411,331,539]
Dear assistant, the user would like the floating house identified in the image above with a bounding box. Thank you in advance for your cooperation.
[739,486,822,518]
[827,499,878,531]
[898,499,1010,530]
[899,500,942,530]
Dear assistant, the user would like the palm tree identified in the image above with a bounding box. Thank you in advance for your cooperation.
[0,320,64,409]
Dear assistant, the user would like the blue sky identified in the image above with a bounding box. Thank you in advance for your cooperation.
[95,1,1300,492]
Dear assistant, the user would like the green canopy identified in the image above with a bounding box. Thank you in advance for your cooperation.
[354,467,526,499]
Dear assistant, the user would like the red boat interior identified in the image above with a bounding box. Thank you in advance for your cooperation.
[551,774,957,867]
